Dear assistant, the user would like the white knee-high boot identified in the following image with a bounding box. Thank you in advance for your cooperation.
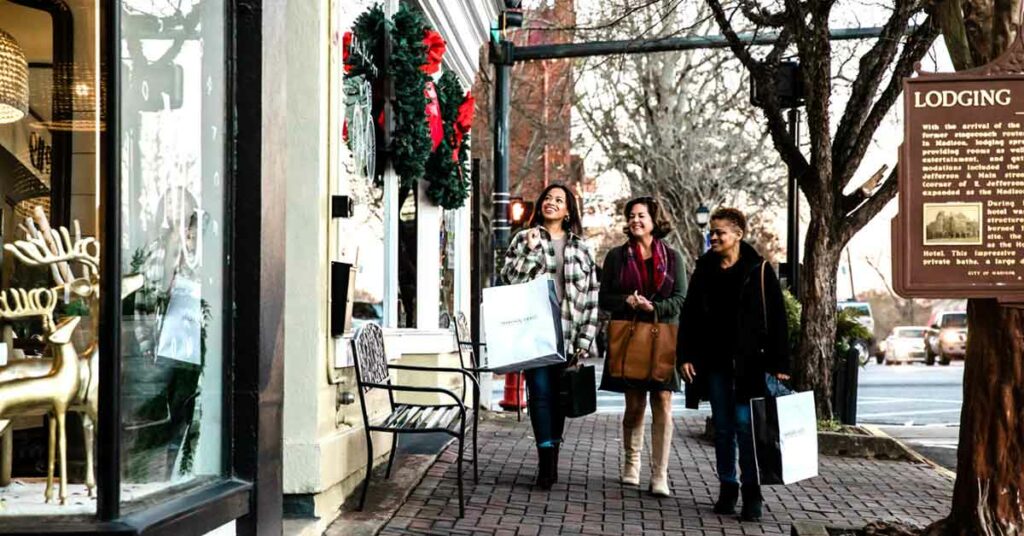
[649,416,673,497]
[621,422,644,485]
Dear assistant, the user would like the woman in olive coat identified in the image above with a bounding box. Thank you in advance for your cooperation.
[599,196,686,497]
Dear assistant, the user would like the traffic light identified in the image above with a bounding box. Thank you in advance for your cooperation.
[509,197,528,225]
[499,0,524,31]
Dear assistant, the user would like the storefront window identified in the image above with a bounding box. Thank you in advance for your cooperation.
[0,0,100,516]
[118,0,226,501]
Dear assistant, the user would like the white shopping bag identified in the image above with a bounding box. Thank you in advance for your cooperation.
[481,277,565,373]
[751,390,818,485]
[156,277,203,366]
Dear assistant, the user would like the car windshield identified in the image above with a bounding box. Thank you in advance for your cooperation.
[896,328,927,338]
[840,304,870,316]
[941,313,967,328]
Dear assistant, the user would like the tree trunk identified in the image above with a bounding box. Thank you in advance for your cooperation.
[927,299,1024,536]
[794,212,841,419]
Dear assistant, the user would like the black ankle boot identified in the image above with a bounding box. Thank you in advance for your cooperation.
[740,484,763,522]
[713,481,740,515]
[536,447,555,490]
[551,444,560,484]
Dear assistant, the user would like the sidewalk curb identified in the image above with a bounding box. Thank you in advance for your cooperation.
[861,425,957,481]
[324,437,456,536]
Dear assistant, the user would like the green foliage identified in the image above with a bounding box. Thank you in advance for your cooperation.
[782,290,802,355]
[425,71,470,209]
[61,299,90,317]
[835,308,872,355]
[388,3,431,190]
[817,418,842,432]
[348,5,388,78]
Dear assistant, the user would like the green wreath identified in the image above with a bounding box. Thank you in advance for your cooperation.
[426,71,470,209]
[348,4,432,189]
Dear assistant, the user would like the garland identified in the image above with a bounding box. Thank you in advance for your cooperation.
[347,4,431,189]
[425,71,470,209]
[346,4,473,208]
[389,4,431,190]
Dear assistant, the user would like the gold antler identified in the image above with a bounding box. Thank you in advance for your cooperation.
[0,288,58,331]
[5,218,100,287]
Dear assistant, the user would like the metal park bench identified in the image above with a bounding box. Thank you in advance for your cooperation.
[351,323,479,517]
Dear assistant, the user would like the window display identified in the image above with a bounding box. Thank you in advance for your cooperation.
[0,0,101,516]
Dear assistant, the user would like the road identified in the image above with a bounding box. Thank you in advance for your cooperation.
[857,359,962,472]
[489,359,964,471]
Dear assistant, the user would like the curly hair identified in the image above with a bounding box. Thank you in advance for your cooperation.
[710,207,747,234]
[622,196,674,239]
[527,183,583,236]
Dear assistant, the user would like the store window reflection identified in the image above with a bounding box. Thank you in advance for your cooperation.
[119,0,226,501]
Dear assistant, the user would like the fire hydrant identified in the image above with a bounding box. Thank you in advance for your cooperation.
[498,372,527,410]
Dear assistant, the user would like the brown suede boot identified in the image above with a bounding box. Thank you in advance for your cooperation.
[621,422,644,485]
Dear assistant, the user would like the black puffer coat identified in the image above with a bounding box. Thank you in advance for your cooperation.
[679,241,790,406]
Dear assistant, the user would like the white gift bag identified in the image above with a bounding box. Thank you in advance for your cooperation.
[482,277,565,373]
[751,390,818,485]
[156,277,203,366]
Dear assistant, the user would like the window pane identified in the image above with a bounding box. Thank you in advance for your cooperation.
[119,0,226,501]
[0,0,100,516]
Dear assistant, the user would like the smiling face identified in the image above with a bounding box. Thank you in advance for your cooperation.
[540,187,569,224]
[709,217,743,255]
[627,202,654,240]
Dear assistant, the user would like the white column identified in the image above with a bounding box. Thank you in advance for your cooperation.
[416,179,441,330]
[383,169,399,327]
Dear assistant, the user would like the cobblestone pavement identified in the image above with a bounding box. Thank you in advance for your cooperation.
[378,413,953,535]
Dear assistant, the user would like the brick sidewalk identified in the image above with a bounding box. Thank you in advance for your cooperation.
[378,413,953,535]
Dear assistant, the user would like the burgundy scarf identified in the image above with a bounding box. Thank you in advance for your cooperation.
[619,238,675,299]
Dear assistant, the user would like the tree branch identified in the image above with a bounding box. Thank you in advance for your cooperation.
[831,0,918,171]
[836,17,939,194]
[841,165,899,243]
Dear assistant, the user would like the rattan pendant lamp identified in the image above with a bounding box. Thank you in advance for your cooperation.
[0,28,29,124]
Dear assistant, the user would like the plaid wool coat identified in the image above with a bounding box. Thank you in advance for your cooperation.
[500,227,601,359]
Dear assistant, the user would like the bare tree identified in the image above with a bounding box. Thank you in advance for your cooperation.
[704,0,940,417]
[575,1,786,261]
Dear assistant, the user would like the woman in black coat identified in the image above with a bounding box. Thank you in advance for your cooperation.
[678,208,789,522]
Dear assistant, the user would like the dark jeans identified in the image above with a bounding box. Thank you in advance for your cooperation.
[708,372,758,486]
[525,364,565,448]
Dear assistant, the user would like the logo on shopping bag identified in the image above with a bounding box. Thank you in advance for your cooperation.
[500,314,537,327]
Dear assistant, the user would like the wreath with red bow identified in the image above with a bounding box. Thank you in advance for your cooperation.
[343,5,474,209]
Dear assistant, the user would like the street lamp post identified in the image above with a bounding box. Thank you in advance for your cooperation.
[696,204,710,254]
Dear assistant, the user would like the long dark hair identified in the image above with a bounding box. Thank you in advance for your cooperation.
[527,183,583,236]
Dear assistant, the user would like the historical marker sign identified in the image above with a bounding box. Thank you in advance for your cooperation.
[895,57,1024,300]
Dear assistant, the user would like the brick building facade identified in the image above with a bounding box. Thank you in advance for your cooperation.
[472,0,578,207]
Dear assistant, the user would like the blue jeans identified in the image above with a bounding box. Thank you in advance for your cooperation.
[525,364,565,448]
[708,372,758,486]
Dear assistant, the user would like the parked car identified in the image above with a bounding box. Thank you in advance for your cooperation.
[837,301,876,363]
[882,326,930,365]
[925,311,968,366]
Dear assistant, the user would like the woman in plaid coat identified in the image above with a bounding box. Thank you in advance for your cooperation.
[500,183,600,490]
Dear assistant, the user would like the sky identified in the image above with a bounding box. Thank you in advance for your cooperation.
[563,1,956,297]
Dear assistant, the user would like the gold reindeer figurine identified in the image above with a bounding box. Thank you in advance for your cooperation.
[0,312,83,504]
[0,209,143,503]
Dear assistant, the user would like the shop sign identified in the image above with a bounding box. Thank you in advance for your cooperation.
[893,39,1024,301]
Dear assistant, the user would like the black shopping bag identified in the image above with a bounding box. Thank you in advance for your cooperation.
[750,396,784,485]
[560,365,596,418]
